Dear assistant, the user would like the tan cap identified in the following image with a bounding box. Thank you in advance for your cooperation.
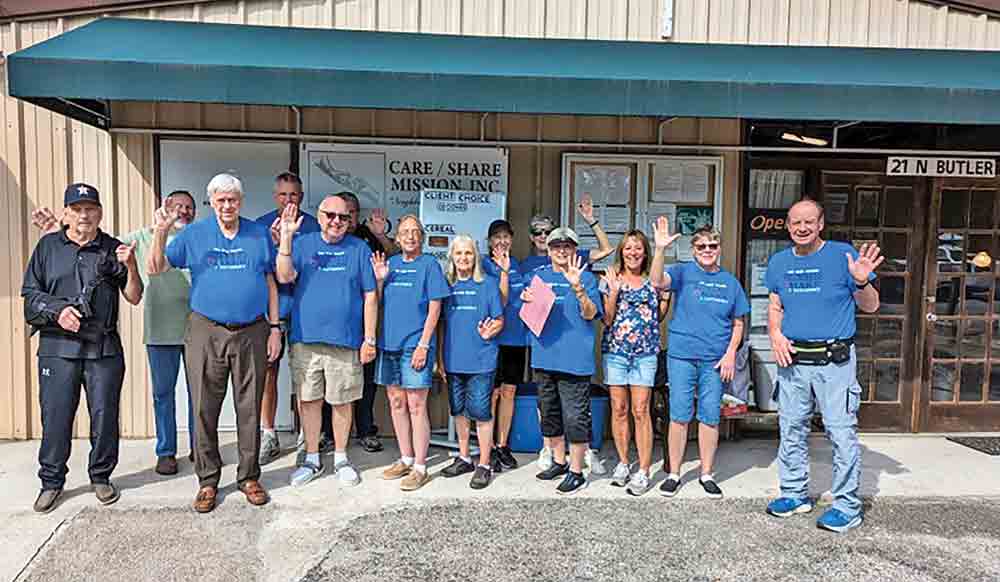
[545,227,580,246]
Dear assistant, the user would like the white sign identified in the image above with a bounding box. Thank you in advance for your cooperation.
[419,189,507,265]
[886,157,996,178]
[301,144,508,234]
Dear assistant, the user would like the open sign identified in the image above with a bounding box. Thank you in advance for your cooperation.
[746,209,790,240]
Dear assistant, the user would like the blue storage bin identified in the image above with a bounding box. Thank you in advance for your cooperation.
[508,383,609,453]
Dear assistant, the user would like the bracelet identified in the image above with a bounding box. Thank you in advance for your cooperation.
[278,251,291,257]
[417,342,430,350]
[856,279,871,289]
[588,220,599,228]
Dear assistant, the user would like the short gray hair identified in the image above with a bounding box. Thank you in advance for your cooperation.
[207,173,243,198]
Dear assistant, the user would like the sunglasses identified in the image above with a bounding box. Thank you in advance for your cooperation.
[320,210,352,223]
[694,242,720,251]
[531,229,553,237]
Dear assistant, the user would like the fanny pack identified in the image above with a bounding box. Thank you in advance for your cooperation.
[791,338,854,366]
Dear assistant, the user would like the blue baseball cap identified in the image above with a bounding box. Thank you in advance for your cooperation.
[64,183,101,207]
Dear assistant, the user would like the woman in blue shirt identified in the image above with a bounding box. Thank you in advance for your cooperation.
[600,230,670,496]
[481,220,525,471]
[371,214,450,492]
[436,235,504,489]
[650,217,749,500]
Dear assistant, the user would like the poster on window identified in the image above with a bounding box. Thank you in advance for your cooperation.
[419,189,507,266]
[301,143,508,235]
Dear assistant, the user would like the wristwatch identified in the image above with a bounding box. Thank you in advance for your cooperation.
[364,337,376,347]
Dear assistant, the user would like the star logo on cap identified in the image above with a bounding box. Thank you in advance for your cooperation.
[77,185,91,197]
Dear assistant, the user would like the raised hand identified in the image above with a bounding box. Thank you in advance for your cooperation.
[577,193,596,224]
[370,251,389,282]
[563,254,585,287]
[153,204,178,234]
[279,203,303,240]
[31,207,61,234]
[492,247,511,272]
[601,266,622,296]
[847,242,884,284]
[367,208,388,236]
[116,242,137,266]
[653,215,681,250]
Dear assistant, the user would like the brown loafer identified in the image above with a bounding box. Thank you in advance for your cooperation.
[238,480,270,506]
[192,486,217,514]
[155,455,178,475]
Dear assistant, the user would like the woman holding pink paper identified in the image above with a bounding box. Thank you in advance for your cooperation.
[599,230,671,497]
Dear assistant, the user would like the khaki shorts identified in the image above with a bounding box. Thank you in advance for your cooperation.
[290,343,363,405]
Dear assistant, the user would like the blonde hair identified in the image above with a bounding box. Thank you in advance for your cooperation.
[612,230,651,277]
[446,234,485,285]
[691,226,722,247]
[396,214,425,241]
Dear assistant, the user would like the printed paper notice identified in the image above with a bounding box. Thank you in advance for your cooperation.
[750,263,769,296]
[602,207,631,233]
[651,161,683,202]
[750,298,770,329]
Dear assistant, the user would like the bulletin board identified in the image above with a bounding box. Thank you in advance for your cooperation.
[561,154,724,270]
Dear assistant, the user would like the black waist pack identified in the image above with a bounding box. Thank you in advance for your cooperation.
[791,339,853,366]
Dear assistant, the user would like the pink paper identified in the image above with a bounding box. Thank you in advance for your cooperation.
[519,275,556,337]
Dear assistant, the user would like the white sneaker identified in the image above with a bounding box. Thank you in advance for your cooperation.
[626,470,652,497]
[290,460,324,487]
[610,462,631,487]
[536,447,553,471]
[585,449,607,476]
[335,460,361,487]
[259,431,280,465]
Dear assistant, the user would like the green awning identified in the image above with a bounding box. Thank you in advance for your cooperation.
[9,17,1000,128]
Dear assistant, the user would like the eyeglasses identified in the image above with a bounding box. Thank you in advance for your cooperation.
[277,191,301,198]
[320,211,352,223]
[694,242,720,251]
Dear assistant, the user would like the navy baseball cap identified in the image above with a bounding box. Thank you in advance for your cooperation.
[64,183,101,207]
[488,219,514,238]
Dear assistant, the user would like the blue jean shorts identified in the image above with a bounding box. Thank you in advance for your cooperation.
[447,371,495,422]
[667,356,723,426]
[375,345,434,389]
[603,352,658,387]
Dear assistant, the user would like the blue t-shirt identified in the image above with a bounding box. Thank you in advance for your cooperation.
[482,256,527,347]
[443,276,504,374]
[166,216,276,325]
[666,262,750,361]
[528,266,603,376]
[255,209,320,319]
[380,253,451,351]
[765,241,873,342]
[520,249,591,275]
[289,233,376,349]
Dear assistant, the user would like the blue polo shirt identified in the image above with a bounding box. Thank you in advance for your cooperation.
[380,253,451,351]
[765,240,874,342]
[166,216,276,325]
[528,266,603,376]
[289,233,375,349]
[443,276,504,374]
[666,262,750,361]
[482,256,527,347]
[255,208,320,319]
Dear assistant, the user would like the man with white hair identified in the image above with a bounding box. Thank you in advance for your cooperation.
[149,173,282,514]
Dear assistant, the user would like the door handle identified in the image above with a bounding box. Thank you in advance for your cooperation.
[926,312,938,322]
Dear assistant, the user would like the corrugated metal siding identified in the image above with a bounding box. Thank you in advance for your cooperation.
[2,0,1000,438]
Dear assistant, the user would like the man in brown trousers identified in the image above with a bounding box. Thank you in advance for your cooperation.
[148,173,282,513]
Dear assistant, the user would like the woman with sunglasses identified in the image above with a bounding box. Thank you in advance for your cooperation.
[520,194,615,275]
[371,214,450,492]
[600,230,670,496]
[436,235,504,489]
[650,218,749,500]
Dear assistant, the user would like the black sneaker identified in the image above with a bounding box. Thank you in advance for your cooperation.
[556,471,587,495]
[535,462,569,481]
[700,476,723,499]
[470,465,492,490]
[495,445,518,469]
[490,450,504,474]
[359,435,384,453]
[441,457,475,478]
[659,476,681,497]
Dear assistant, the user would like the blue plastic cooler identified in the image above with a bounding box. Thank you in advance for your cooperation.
[508,383,609,453]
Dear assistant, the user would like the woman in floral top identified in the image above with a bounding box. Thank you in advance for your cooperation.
[600,230,670,496]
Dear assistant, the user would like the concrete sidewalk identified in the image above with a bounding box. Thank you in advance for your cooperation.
[2,433,998,582]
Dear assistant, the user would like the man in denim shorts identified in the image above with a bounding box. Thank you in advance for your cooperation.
[765,199,883,533]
